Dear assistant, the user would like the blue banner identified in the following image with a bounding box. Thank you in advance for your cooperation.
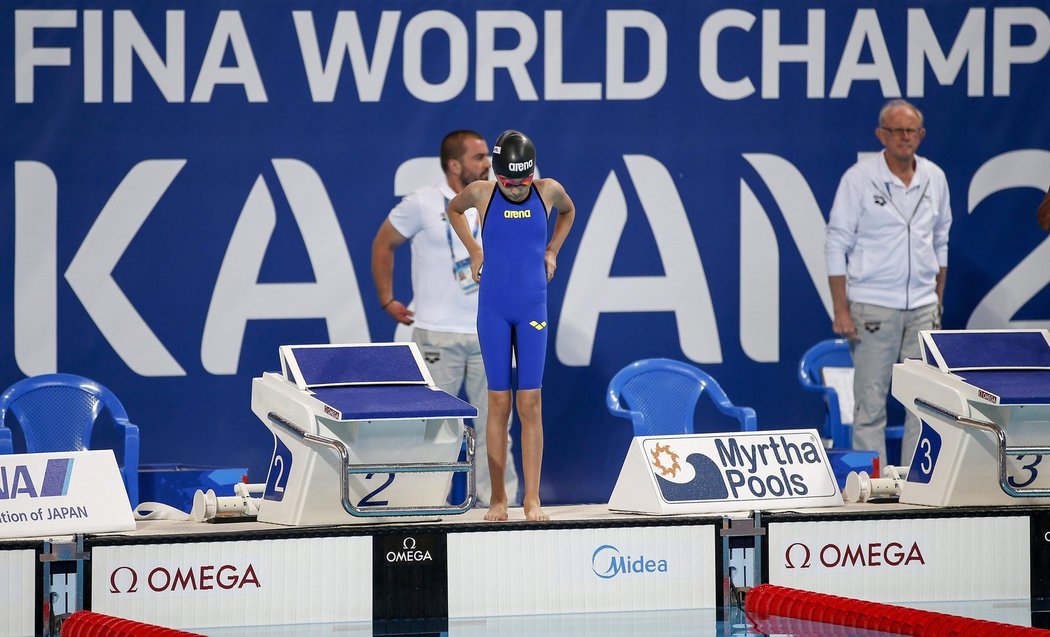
[3,1,1049,504]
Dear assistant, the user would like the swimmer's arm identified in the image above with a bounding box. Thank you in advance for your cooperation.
[448,181,490,282]
[543,180,575,280]
[545,180,575,256]
[447,181,488,257]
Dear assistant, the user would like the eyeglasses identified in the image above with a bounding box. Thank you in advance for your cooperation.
[881,127,923,138]
[496,174,534,188]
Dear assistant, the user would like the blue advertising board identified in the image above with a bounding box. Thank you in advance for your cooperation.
[3,1,1049,504]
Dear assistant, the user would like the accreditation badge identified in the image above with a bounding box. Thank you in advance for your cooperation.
[453,257,478,293]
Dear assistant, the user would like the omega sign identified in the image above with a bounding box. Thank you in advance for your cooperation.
[784,541,926,569]
[108,563,261,593]
[386,536,433,563]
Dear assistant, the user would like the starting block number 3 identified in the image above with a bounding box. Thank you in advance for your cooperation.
[909,423,942,485]
[910,420,1044,488]
[1009,456,1042,489]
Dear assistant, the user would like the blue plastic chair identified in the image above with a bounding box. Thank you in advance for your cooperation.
[797,338,903,449]
[0,373,140,506]
[607,358,757,436]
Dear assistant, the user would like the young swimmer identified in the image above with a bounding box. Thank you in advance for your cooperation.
[446,130,575,522]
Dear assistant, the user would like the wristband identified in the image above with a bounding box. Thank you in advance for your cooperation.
[381,298,396,309]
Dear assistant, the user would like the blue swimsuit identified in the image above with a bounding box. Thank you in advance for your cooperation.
[477,185,549,390]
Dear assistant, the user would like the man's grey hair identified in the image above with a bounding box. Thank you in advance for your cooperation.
[879,99,924,127]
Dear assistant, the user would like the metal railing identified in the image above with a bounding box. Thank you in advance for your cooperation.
[267,411,476,516]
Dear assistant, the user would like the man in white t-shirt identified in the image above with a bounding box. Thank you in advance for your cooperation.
[371,130,520,506]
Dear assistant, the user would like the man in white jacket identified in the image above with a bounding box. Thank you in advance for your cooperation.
[825,99,952,467]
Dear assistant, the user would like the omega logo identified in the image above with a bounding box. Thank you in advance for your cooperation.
[108,563,261,593]
[784,541,925,569]
[386,536,433,563]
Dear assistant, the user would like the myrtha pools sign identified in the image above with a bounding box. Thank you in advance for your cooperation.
[609,430,843,514]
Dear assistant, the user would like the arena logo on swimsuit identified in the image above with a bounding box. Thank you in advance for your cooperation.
[504,209,532,219]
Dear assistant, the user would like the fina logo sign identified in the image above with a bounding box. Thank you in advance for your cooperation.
[591,544,668,580]
[646,432,837,503]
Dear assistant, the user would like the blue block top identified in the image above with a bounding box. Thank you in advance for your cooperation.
[311,385,477,420]
[286,344,425,387]
[930,331,1050,370]
[956,370,1050,405]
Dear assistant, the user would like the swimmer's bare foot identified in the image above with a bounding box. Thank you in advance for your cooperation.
[484,501,508,521]
[524,499,549,521]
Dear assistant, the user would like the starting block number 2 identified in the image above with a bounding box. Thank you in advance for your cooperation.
[262,438,397,506]
[265,438,292,501]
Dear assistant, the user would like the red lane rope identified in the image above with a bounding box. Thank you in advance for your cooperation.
[60,611,204,636]
[745,583,1050,637]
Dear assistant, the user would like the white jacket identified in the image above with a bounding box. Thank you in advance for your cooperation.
[825,152,952,310]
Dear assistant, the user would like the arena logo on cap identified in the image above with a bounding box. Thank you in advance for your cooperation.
[646,432,835,503]
[508,159,534,172]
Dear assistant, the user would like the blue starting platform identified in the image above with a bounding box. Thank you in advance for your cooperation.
[250,343,478,525]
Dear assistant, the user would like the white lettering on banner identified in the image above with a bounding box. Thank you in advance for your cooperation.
[114,10,185,103]
[605,11,666,100]
[739,154,833,362]
[13,159,368,378]
[476,11,539,101]
[699,8,1047,100]
[190,11,267,102]
[13,8,1049,104]
[201,160,369,374]
[557,155,722,367]
[11,150,1050,378]
[699,10,756,100]
[404,10,470,102]
[13,162,57,376]
[17,10,266,104]
[965,149,1050,330]
[760,10,826,99]
[64,160,189,377]
[14,10,76,103]
[994,8,1050,95]
[907,9,985,97]
[293,11,400,102]
[829,9,901,98]
[546,11,600,101]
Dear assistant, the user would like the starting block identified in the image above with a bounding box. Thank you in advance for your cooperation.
[892,329,1050,507]
[251,343,478,525]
